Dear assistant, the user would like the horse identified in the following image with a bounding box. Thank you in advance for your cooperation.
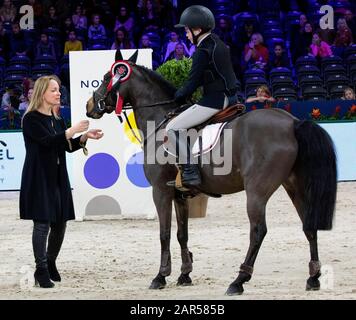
[85,49,337,295]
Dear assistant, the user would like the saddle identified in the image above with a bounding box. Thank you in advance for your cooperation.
[168,103,246,199]
[198,103,246,128]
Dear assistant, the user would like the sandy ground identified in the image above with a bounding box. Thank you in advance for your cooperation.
[0,182,355,300]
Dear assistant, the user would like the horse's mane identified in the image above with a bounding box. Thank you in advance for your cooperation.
[135,64,177,97]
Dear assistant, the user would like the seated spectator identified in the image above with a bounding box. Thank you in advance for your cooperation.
[214,16,234,48]
[138,0,161,33]
[61,16,76,45]
[166,42,189,61]
[341,87,355,100]
[246,85,275,103]
[0,0,16,24]
[88,14,106,40]
[1,84,20,111]
[268,43,290,69]
[234,21,259,57]
[19,88,33,111]
[113,6,134,37]
[42,5,60,29]
[139,33,161,68]
[0,20,9,59]
[163,31,189,62]
[243,33,269,70]
[9,21,30,57]
[72,5,87,30]
[344,9,356,40]
[111,27,134,50]
[28,0,43,19]
[35,32,56,59]
[310,32,332,59]
[333,18,353,57]
[64,30,83,54]
[293,22,314,62]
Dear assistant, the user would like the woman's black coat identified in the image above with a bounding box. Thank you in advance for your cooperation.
[20,111,84,222]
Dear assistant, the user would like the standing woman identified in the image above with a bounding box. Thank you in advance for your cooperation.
[20,75,104,288]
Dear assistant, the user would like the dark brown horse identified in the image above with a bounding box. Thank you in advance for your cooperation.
[86,50,337,295]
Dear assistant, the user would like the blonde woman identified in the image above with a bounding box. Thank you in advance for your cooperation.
[20,75,103,288]
[244,33,269,70]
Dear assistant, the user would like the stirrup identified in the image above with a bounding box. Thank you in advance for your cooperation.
[166,170,190,192]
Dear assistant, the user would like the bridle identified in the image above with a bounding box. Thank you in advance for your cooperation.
[92,60,176,146]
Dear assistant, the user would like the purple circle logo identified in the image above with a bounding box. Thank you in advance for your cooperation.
[84,153,120,189]
[126,152,151,188]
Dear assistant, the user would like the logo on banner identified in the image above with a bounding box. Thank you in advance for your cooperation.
[0,140,15,160]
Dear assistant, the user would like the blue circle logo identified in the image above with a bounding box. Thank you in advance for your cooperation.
[126,152,151,188]
[84,153,120,189]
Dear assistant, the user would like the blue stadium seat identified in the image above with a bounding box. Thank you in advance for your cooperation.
[302,86,327,101]
[296,55,318,68]
[4,74,24,88]
[323,64,346,82]
[6,64,30,77]
[31,63,55,77]
[9,55,31,68]
[320,55,343,74]
[325,74,349,91]
[269,67,292,80]
[274,87,298,101]
[271,75,294,92]
[328,84,349,100]
[299,75,323,91]
[245,76,268,97]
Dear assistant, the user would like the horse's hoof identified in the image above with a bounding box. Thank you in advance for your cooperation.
[306,277,320,291]
[225,283,244,296]
[149,274,166,290]
[177,273,192,286]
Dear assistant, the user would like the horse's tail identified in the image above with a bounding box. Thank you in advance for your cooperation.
[294,120,337,231]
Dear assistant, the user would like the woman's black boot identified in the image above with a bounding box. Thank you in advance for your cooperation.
[34,267,55,288]
[48,260,61,282]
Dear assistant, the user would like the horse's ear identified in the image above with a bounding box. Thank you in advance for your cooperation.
[128,50,138,63]
[115,50,123,61]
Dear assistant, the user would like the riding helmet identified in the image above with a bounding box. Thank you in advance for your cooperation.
[175,5,215,30]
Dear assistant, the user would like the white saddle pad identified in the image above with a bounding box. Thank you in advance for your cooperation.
[163,122,227,157]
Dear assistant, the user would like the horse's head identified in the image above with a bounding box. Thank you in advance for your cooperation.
[86,50,138,119]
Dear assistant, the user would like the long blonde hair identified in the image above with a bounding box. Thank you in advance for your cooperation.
[23,75,61,120]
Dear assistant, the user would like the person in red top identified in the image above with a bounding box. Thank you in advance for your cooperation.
[243,33,269,70]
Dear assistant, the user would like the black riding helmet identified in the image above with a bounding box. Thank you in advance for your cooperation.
[175,5,215,44]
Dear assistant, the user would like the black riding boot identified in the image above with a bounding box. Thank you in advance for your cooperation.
[47,222,67,282]
[180,163,201,186]
[166,129,201,188]
[33,222,54,288]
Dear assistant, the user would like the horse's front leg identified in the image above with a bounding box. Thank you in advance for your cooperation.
[149,187,174,289]
[174,192,193,286]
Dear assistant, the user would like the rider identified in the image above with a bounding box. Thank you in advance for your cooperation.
[166,5,238,188]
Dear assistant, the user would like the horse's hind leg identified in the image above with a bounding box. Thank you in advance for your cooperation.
[174,192,193,286]
[149,187,174,290]
[226,192,268,295]
[283,179,321,291]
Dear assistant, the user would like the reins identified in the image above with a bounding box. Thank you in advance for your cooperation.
[119,99,177,147]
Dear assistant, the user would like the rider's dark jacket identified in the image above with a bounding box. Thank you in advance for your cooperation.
[174,33,238,109]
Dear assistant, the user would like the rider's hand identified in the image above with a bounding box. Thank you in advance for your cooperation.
[174,91,187,104]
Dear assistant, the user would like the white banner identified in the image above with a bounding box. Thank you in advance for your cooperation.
[69,49,156,220]
[0,132,25,190]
